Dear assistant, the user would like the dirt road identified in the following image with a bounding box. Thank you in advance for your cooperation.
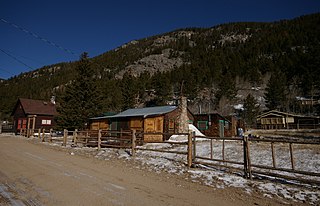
[0,135,286,206]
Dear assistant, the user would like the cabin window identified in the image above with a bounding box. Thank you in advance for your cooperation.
[41,119,51,125]
[197,121,208,130]
[224,121,229,130]
[17,118,27,129]
[169,119,175,130]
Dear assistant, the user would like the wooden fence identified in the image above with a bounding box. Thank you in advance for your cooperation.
[248,138,320,185]
[192,134,320,185]
[19,128,320,185]
[0,123,14,133]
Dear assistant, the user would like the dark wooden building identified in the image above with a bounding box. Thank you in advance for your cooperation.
[90,105,194,142]
[12,98,57,134]
[193,113,235,137]
[257,110,320,129]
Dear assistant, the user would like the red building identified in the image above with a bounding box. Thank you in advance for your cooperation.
[193,113,236,137]
[12,98,57,134]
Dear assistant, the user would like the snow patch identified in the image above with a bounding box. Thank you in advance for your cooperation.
[169,124,205,142]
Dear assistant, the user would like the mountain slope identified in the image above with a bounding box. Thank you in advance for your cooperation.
[0,13,319,120]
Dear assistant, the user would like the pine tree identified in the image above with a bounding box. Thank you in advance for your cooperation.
[56,52,102,130]
[264,71,287,111]
[242,94,260,128]
[216,71,237,101]
[120,72,138,110]
[101,79,122,112]
[151,73,171,105]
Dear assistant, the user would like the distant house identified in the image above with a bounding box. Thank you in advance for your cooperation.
[256,110,320,129]
[193,113,236,137]
[90,104,194,142]
[12,98,57,134]
[296,96,320,106]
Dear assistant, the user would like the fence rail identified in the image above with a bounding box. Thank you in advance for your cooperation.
[192,134,320,185]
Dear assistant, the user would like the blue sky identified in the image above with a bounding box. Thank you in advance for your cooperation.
[0,0,319,79]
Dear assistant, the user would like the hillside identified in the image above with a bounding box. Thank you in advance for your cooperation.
[0,13,319,120]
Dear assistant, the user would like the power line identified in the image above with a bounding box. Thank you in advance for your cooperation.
[0,18,108,75]
[0,18,78,56]
[0,66,14,76]
[0,48,34,70]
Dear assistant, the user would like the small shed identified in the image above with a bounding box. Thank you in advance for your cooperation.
[11,98,57,134]
[193,113,235,137]
[90,105,194,142]
[256,110,320,129]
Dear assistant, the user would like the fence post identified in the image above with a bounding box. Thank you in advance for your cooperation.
[42,128,45,142]
[85,131,88,145]
[210,138,213,159]
[243,136,248,178]
[132,129,136,157]
[73,129,78,145]
[98,129,102,150]
[192,131,196,162]
[222,139,225,161]
[289,143,295,170]
[49,129,53,142]
[271,142,277,168]
[245,136,252,179]
[63,129,67,146]
[187,131,193,168]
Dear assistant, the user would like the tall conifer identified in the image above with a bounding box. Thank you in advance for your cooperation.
[265,71,287,111]
[57,52,102,130]
[242,94,260,128]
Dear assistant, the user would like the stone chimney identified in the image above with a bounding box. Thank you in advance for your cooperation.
[178,96,189,133]
[50,96,56,105]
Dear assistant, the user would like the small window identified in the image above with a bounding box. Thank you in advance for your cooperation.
[41,119,51,125]
[169,119,175,130]
[197,121,208,130]
[224,121,229,130]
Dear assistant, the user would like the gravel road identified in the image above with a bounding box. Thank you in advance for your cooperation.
[0,135,287,206]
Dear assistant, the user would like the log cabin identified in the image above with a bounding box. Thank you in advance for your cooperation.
[90,100,194,142]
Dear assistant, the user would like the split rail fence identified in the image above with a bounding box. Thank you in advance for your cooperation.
[20,128,320,185]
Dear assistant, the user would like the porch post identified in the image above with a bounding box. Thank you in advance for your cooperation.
[32,115,36,136]
[27,116,31,138]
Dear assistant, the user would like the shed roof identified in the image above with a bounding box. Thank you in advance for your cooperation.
[193,113,231,123]
[256,110,320,120]
[91,106,177,120]
[16,98,57,116]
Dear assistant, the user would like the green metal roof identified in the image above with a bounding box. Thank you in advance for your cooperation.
[112,106,177,118]
[90,106,177,120]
